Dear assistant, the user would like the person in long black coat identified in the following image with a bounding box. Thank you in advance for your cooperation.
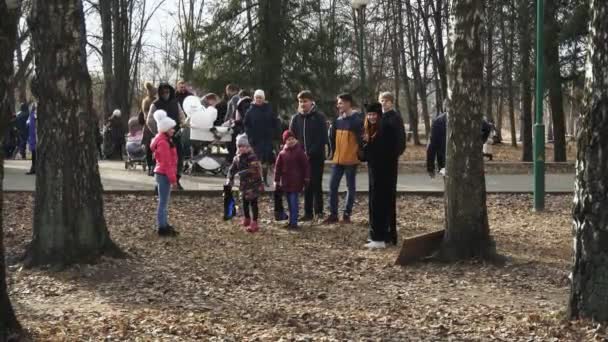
[363,102,403,249]
[244,89,277,185]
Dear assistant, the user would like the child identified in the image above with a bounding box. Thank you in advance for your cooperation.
[274,130,310,229]
[150,110,179,237]
[227,134,264,233]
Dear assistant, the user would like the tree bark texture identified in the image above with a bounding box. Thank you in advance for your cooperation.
[484,2,494,122]
[27,0,121,267]
[519,0,533,161]
[568,0,608,322]
[441,0,494,261]
[0,1,22,339]
[257,0,284,104]
[100,0,114,117]
[544,0,567,161]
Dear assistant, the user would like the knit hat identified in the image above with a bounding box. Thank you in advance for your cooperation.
[365,102,383,115]
[154,109,176,133]
[112,109,121,117]
[254,89,265,99]
[236,133,250,147]
[282,130,295,144]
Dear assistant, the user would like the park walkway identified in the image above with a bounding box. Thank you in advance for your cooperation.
[3,160,574,193]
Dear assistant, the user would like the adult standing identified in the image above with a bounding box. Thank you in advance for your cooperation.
[325,93,363,224]
[224,84,240,163]
[362,102,402,249]
[148,82,186,190]
[106,109,125,160]
[289,90,328,221]
[244,89,277,185]
[26,105,37,175]
[16,103,29,159]
[378,92,406,245]
[142,81,157,175]
[175,80,193,107]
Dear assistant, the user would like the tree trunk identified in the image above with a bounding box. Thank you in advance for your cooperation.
[484,2,494,122]
[396,0,420,145]
[440,0,494,261]
[519,0,533,161]
[27,0,122,267]
[406,0,430,138]
[507,0,517,147]
[0,2,22,339]
[112,0,131,128]
[569,0,608,321]
[544,0,567,161]
[257,0,285,104]
[100,0,114,117]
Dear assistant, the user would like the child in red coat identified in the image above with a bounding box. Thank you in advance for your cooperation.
[150,110,179,237]
[274,130,310,229]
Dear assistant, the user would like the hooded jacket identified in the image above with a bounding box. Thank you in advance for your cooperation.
[147,83,185,135]
[151,132,178,184]
[289,106,328,160]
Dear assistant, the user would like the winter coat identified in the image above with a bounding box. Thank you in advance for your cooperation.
[225,94,240,122]
[147,83,185,134]
[27,109,36,151]
[151,132,178,184]
[141,86,156,146]
[289,107,328,160]
[329,112,364,165]
[381,110,406,160]
[16,104,29,140]
[243,102,277,164]
[274,143,310,193]
[426,113,493,173]
[228,151,264,200]
[175,89,193,107]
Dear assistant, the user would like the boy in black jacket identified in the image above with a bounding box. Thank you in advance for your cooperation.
[289,90,328,221]
[378,92,406,245]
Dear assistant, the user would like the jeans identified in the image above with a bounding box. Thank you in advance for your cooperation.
[329,164,357,218]
[155,173,171,228]
[304,157,324,217]
[286,192,299,226]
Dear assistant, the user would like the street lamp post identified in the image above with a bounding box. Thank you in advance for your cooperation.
[352,0,370,105]
[534,0,545,211]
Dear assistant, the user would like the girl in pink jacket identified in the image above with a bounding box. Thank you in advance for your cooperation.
[150,110,179,236]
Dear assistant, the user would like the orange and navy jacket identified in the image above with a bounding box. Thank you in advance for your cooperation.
[328,112,364,165]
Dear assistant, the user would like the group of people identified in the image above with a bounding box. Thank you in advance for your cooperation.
[5,102,37,175]
[145,83,406,249]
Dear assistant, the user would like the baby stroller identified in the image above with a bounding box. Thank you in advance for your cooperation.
[125,134,147,171]
[182,96,234,176]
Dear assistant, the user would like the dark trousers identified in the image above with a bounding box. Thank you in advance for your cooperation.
[243,198,259,221]
[18,137,27,159]
[274,188,285,214]
[286,192,299,226]
[172,133,183,180]
[304,157,324,217]
[387,161,399,244]
[145,143,155,169]
[29,150,36,173]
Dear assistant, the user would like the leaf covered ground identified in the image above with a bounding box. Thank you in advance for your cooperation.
[4,193,605,341]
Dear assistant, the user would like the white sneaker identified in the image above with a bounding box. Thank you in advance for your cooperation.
[365,241,386,249]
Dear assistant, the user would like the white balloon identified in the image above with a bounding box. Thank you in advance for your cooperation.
[182,95,203,116]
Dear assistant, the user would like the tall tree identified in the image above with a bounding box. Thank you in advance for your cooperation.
[27,0,122,267]
[257,0,286,104]
[438,0,495,260]
[568,0,608,322]
[518,0,533,161]
[544,0,567,161]
[99,0,114,116]
[0,1,22,339]
[483,0,494,122]
[177,0,205,81]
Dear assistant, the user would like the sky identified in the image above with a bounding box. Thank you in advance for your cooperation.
[85,0,181,76]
